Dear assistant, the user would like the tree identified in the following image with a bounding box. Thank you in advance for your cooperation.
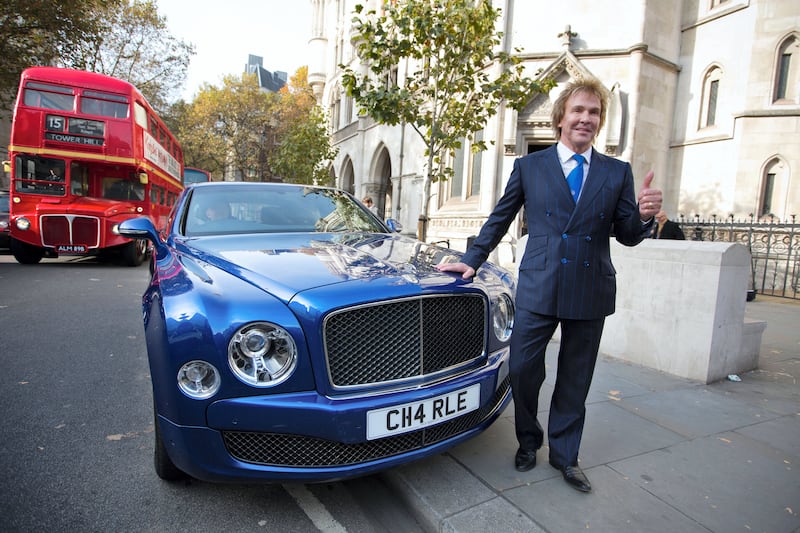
[341,0,553,240]
[169,68,337,185]
[67,0,194,114]
[0,0,123,110]
[272,67,338,185]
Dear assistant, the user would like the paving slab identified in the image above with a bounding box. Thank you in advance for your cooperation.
[609,431,800,532]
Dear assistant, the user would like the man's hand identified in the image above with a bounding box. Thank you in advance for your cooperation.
[436,261,476,280]
[637,171,662,221]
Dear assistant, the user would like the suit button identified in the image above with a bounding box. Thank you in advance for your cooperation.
[599,213,605,219]
[546,211,552,217]
[561,258,568,264]
[585,236,592,242]
[583,261,590,267]
[562,233,568,239]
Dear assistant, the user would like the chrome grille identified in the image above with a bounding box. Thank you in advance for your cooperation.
[222,376,510,467]
[41,215,100,248]
[324,295,486,388]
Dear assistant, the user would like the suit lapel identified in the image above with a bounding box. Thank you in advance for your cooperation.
[575,150,608,209]
[541,146,574,204]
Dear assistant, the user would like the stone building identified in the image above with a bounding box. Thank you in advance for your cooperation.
[308,0,799,267]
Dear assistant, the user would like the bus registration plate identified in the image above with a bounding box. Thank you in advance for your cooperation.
[366,384,480,440]
[56,244,87,253]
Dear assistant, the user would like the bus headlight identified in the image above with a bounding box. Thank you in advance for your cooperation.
[15,217,31,231]
[111,224,120,235]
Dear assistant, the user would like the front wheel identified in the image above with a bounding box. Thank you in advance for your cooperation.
[154,408,188,481]
[122,239,147,266]
[10,238,44,264]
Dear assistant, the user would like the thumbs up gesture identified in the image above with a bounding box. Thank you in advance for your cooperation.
[638,171,662,221]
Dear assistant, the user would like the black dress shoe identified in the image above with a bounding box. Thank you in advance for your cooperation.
[551,462,591,492]
[514,448,537,472]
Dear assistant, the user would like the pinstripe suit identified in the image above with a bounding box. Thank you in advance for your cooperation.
[461,144,651,467]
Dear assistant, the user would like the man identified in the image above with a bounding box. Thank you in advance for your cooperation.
[437,78,662,492]
[650,210,685,239]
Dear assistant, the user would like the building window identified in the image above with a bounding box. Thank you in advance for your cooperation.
[699,67,722,129]
[710,0,729,8]
[758,158,788,219]
[450,143,465,199]
[468,130,483,197]
[774,36,799,103]
[760,173,775,217]
[345,94,354,124]
[384,65,398,90]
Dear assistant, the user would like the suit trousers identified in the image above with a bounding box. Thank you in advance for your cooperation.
[509,308,605,467]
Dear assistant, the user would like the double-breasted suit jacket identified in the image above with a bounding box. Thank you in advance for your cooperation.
[462,144,649,320]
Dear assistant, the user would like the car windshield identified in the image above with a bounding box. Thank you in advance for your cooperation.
[184,184,385,237]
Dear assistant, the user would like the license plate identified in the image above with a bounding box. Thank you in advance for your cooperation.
[366,384,480,440]
[56,244,87,253]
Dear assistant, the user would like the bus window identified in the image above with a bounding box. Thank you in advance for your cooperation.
[69,162,89,196]
[13,155,65,195]
[103,177,144,201]
[23,82,75,111]
[80,96,128,119]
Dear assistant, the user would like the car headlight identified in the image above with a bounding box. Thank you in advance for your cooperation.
[177,360,221,399]
[492,294,514,342]
[229,322,297,387]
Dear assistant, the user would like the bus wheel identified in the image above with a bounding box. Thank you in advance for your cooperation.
[10,238,44,264]
[122,239,147,266]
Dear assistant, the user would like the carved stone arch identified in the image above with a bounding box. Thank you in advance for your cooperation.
[366,144,392,218]
[517,51,608,154]
[339,156,355,194]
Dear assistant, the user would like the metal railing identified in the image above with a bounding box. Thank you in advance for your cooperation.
[677,214,799,300]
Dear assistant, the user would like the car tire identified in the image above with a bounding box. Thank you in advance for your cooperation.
[122,239,147,267]
[154,409,188,481]
[10,238,44,264]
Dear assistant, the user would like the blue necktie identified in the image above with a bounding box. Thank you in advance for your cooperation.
[566,154,584,203]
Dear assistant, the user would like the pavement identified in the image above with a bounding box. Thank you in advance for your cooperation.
[381,294,800,533]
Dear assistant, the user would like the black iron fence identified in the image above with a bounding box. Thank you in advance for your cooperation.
[677,214,800,300]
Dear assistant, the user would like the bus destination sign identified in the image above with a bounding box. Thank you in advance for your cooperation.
[45,114,105,146]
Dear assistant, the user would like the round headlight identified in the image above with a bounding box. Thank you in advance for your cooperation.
[229,322,297,387]
[177,360,221,399]
[15,217,31,231]
[492,294,514,342]
[111,223,120,235]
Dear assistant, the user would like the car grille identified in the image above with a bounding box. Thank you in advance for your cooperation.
[41,215,100,248]
[222,376,510,467]
[324,295,486,388]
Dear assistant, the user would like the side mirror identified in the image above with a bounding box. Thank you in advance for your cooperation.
[385,218,403,233]
[119,217,166,258]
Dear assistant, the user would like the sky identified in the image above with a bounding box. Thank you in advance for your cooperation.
[156,0,313,100]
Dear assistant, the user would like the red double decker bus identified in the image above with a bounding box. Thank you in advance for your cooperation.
[7,66,184,265]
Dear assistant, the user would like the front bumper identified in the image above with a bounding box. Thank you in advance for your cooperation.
[157,347,511,483]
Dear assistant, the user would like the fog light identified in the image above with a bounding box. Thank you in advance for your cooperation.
[177,360,220,399]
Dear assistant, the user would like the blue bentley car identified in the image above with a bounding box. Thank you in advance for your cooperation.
[119,182,515,483]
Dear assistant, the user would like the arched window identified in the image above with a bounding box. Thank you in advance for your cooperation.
[699,66,722,129]
[758,157,788,219]
[774,35,799,103]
